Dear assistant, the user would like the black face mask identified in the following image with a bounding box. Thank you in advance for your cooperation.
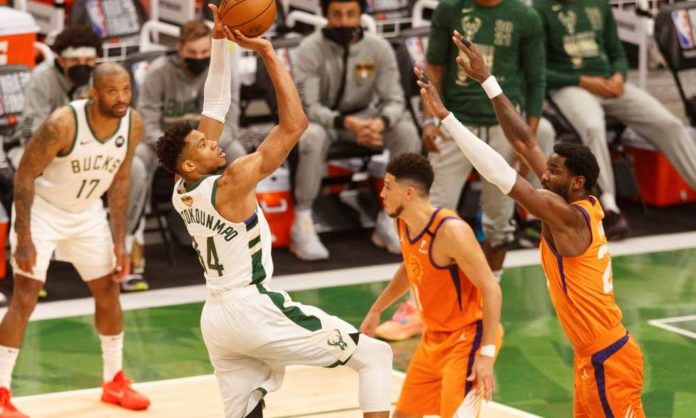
[322,26,364,46]
[184,57,211,76]
[67,64,94,87]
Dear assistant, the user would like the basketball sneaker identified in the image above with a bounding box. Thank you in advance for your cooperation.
[374,299,423,341]
[0,387,28,418]
[101,371,150,410]
[120,274,149,292]
[372,210,400,254]
[290,209,329,260]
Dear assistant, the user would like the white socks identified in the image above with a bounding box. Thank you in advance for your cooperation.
[0,345,19,389]
[99,332,124,383]
[600,193,620,214]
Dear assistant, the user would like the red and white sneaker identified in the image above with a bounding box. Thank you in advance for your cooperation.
[101,371,150,410]
[374,300,423,341]
[0,387,28,418]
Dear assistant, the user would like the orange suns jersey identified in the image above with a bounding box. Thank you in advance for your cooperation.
[397,208,483,332]
[540,196,624,353]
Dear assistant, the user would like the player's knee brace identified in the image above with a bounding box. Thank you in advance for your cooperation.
[345,334,393,412]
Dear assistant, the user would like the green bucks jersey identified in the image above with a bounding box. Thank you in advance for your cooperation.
[172,176,274,291]
[426,0,545,126]
[34,99,130,212]
[533,0,629,89]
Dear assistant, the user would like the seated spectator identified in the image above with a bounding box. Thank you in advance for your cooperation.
[127,20,245,289]
[290,0,421,260]
[534,0,696,239]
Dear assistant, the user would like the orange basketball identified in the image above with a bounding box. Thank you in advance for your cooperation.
[219,0,276,38]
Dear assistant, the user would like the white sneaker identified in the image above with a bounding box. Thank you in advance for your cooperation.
[372,210,401,254]
[290,210,329,261]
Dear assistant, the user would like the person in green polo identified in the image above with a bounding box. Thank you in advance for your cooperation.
[534,0,696,239]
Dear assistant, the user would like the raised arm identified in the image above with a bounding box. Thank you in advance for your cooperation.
[217,31,307,195]
[416,53,580,231]
[439,220,501,401]
[107,110,143,282]
[197,4,234,143]
[13,107,74,274]
[451,33,547,178]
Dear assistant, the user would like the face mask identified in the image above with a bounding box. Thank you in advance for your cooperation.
[67,64,94,87]
[184,57,211,76]
[322,26,364,46]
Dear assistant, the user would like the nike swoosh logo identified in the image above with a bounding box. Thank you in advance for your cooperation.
[106,389,124,397]
[461,7,473,13]
[80,141,90,145]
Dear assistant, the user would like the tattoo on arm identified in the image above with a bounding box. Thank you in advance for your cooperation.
[14,115,69,238]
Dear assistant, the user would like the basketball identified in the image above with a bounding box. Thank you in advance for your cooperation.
[219,0,277,38]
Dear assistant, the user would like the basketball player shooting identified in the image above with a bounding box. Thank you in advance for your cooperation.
[417,31,645,418]
[155,7,394,418]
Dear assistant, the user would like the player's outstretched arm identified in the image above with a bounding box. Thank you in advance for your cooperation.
[417,68,580,230]
[197,4,234,143]
[107,110,143,282]
[13,107,74,274]
[360,264,411,337]
[440,220,500,401]
[451,31,547,179]
[217,31,307,197]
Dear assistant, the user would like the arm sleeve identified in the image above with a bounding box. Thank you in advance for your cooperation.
[440,112,517,194]
[603,3,629,77]
[521,9,546,118]
[425,1,455,65]
[294,41,339,129]
[201,38,233,123]
[221,44,242,141]
[375,41,406,126]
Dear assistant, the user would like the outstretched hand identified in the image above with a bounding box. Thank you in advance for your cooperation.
[452,30,491,84]
[224,28,273,54]
[414,66,449,120]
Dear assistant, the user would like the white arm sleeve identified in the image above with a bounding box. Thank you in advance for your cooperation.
[201,38,232,123]
[440,112,517,195]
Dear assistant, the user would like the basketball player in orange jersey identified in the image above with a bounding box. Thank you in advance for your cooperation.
[360,152,503,417]
[417,31,644,418]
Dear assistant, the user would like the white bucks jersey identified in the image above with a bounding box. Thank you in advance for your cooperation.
[35,99,130,212]
[172,175,274,291]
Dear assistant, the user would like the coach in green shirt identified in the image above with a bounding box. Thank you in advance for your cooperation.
[424,0,555,280]
[534,0,696,239]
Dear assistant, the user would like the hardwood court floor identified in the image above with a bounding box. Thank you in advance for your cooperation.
[13,366,538,417]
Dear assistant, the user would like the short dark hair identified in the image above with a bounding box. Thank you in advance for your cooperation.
[52,26,103,57]
[386,152,434,195]
[156,122,194,174]
[553,142,600,191]
[320,0,367,17]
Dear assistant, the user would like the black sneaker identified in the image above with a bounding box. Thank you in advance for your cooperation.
[604,211,630,241]
[120,274,150,292]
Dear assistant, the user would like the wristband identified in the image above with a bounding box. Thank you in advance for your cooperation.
[480,344,496,358]
[481,76,503,99]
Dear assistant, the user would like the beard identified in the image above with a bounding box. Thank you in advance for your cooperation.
[387,204,404,218]
[98,100,128,118]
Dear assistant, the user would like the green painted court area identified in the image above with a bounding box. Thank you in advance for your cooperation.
[11,248,696,417]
